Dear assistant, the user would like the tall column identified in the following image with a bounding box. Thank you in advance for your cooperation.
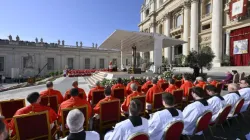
[211,0,222,67]
[183,1,191,56]
[120,40,126,69]
[225,31,230,56]
[190,0,199,51]
[172,46,175,62]
[153,36,163,73]
[163,14,172,64]
[150,22,156,62]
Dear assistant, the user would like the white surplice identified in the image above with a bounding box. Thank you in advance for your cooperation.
[148,108,183,140]
[207,96,226,122]
[223,92,241,115]
[182,100,212,135]
[104,117,148,140]
[239,88,250,112]
[60,131,100,140]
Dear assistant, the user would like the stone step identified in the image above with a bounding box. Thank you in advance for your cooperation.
[93,74,105,81]
[86,77,95,87]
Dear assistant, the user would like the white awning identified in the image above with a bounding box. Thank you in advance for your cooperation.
[99,30,187,52]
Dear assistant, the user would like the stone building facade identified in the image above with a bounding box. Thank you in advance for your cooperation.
[139,0,250,66]
[0,37,132,78]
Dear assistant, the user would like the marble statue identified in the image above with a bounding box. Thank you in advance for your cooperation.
[40,38,43,43]
[95,43,98,48]
[62,40,65,46]
[58,40,61,45]
[8,35,12,41]
[16,35,20,41]
[76,41,78,47]
[35,38,38,43]
[80,41,82,47]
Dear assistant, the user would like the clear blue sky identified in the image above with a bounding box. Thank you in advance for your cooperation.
[0,0,143,46]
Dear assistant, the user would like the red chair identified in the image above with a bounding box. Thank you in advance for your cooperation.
[163,120,184,140]
[113,88,125,102]
[175,80,182,88]
[13,111,57,140]
[216,83,223,95]
[161,83,169,91]
[92,90,105,105]
[228,98,244,125]
[187,111,212,140]
[131,95,146,116]
[99,100,120,133]
[172,90,184,109]
[0,99,25,122]
[128,132,149,140]
[61,105,88,137]
[151,92,164,112]
[137,85,142,93]
[209,105,232,135]
[40,95,58,112]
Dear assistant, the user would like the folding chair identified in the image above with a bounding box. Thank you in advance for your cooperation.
[131,95,146,117]
[137,85,142,93]
[151,92,164,112]
[163,120,184,140]
[127,132,149,140]
[172,89,184,109]
[113,88,125,102]
[61,105,88,137]
[40,95,58,112]
[227,98,244,125]
[0,99,25,122]
[92,90,105,105]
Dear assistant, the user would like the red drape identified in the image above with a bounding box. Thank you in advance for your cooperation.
[230,26,250,66]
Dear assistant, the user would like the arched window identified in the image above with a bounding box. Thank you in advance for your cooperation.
[176,14,183,27]
[205,2,211,15]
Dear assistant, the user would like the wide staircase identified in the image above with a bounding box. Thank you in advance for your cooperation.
[85,72,107,87]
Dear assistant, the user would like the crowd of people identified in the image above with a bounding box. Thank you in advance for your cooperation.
[0,72,250,140]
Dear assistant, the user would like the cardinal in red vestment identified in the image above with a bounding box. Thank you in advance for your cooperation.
[141,77,152,93]
[165,79,178,94]
[88,81,105,103]
[64,81,87,101]
[146,78,163,104]
[195,77,206,88]
[180,75,194,96]
[126,76,140,96]
[207,77,218,87]
[111,78,126,97]
[40,81,64,104]
[157,75,167,88]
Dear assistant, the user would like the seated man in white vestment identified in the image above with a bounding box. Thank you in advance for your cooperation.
[104,99,148,140]
[148,93,183,140]
[182,87,212,135]
[239,78,250,112]
[61,109,100,140]
[205,85,226,122]
[223,83,241,115]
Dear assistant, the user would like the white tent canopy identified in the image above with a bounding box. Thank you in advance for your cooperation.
[99,29,186,52]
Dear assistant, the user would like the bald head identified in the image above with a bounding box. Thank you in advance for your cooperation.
[95,81,100,86]
[46,81,53,89]
[196,77,203,81]
[72,81,78,88]
[146,76,152,81]
[130,76,135,81]
[66,109,85,133]
[130,83,138,91]
[228,83,239,92]
[207,77,212,82]
[152,77,158,84]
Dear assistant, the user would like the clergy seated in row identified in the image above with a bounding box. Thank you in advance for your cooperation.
[221,71,234,89]
[180,75,194,96]
[126,76,140,96]
[61,109,100,140]
[141,76,152,93]
[182,87,212,135]
[206,77,218,87]
[148,93,183,140]
[111,78,127,97]
[223,83,241,115]
[0,116,8,140]
[194,77,206,88]
[165,79,178,94]
[58,88,92,122]
[40,81,64,104]
[88,81,104,103]
[157,75,166,87]
[64,81,87,101]
[146,78,163,110]
[121,83,143,113]
[105,99,148,140]
[205,85,226,122]
[9,92,58,135]
[93,86,118,115]
[239,78,250,112]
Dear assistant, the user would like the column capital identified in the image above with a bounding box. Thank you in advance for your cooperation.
[163,13,171,20]
[183,0,191,8]
[191,0,199,3]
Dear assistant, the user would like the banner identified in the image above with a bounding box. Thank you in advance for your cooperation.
[230,0,248,20]
[232,0,244,16]
[233,39,248,55]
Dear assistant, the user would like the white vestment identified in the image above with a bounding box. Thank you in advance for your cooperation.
[239,88,250,112]
[148,108,183,140]
[104,117,148,140]
[207,96,226,122]
[223,92,241,115]
[182,100,212,135]
[60,131,100,140]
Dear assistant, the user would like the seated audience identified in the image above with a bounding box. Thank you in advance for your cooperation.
[58,88,92,121]
[121,83,143,113]
[146,78,163,105]
[148,93,183,140]
[40,81,64,104]
[105,99,148,140]
[141,76,152,93]
[111,78,126,96]
[126,76,140,96]
[221,71,233,89]
[60,109,100,140]
[165,79,178,94]
[157,75,166,87]
[64,81,87,100]
[239,78,250,112]
[93,86,118,115]
[207,77,218,87]
[223,83,241,115]
[205,85,226,122]
[180,75,194,96]
[88,81,104,103]
[0,117,8,140]
[194,77,206,88]
[182,87,212,135]
[9,92,58,135]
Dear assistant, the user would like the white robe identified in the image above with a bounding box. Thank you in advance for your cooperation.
[60,131,100,140]
[207,96,226,122]
[148,108,183,140]
[182,100,212,135]
[239,88,250,112]
[223,92,241,116]
[104,117,148,140]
